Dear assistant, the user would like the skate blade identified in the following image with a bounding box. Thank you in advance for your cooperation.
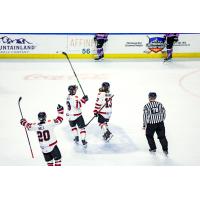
[105,134,113,143]
[163,152,168,157]
[74,141,79,145]
[163,59,172,63]
[94,57,104,61]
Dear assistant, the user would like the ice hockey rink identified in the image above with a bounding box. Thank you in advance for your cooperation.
[0,58,200,166]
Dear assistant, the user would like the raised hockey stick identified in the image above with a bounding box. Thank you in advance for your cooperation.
[85,95,114,127]
[18,97,34,158]
[62,52,86,96]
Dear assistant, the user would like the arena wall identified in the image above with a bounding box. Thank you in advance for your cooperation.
[0,33,200,59]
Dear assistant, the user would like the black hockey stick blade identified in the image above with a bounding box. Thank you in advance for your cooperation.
[62,52,68,57]
[18,96,22,103]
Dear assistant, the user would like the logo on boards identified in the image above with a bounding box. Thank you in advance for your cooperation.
[145,36,165,53]
[0,35,36,53]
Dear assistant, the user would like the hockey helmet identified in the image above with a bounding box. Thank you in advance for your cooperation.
[38,112,47,122]
[148,92,157,99]
[68,85,78,95]
[101,82,110,92]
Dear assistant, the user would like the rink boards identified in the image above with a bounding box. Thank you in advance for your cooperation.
[0,33,200,59]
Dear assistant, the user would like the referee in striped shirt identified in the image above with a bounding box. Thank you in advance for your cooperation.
[143,92,168,155]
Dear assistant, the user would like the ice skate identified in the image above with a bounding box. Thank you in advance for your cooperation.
[164,58,172,62]
[74,136,79,145]
[163,150,168,156]
[94,56,104,61]
[103,130,113,142]
[82,139,88,148]
[164,55,172,62]
[149,149,156,153]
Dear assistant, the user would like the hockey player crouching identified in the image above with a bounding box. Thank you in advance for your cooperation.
[93,82,113,142]
[20,104,64,166]
[66,85,88,148]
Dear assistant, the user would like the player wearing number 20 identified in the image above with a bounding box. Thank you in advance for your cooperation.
[93,82,113,142]
[143,92,168,155]
[20,104,64,166]
[66,85,88,148]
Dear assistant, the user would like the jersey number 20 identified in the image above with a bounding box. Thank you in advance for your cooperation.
[37,130,50,142]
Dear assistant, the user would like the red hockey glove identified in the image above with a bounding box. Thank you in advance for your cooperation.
[20,118,27,126]
[57,104,64,114]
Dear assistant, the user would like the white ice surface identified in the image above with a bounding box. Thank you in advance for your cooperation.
[0,59,200,166]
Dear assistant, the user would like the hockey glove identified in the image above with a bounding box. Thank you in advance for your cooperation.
[57,104,64,114]
[20,118,27,126]
[94,110,99,117]
[82,95,89,102]
[142,124,146,130]
[174,36,178,42]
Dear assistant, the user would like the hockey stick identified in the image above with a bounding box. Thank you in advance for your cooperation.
[18,97,34,158]
[62,52,86,96]
[85,95,114,127]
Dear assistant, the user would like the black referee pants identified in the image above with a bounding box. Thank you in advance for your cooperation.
[146,121,168,151]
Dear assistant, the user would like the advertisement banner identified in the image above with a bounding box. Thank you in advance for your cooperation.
[0,33,200,58]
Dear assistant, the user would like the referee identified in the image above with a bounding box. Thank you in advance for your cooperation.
[143,92,168,155]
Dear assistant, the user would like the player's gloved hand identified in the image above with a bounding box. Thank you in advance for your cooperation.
[82,95,88,102]
[20,118,27,126]
[174,36,178,42]
[142,124,146,130]
[93,110,99,117]
[57,104,64,114]
[94,113,99,117]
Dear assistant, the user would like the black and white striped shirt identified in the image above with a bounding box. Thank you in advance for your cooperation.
[143,101,166,127]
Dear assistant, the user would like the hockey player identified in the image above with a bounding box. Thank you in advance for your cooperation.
[94,33,109,60]
[20,104,64,166]
[163,33,179,62]
[93,82,113,142]
[143,92,168,155]
[66,85,88,148]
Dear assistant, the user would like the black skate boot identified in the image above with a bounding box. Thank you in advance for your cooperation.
[164,55,172,62]
[82,139,88,148]
[74,136,79,144]
[149,149,156,153]
[163,150,168,156]
[103,129,113,142]
[95,55,104,61]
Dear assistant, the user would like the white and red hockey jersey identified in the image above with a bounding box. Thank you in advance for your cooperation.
[21,113,63,153]
[66,95,87,121]
[93,92,113,119]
